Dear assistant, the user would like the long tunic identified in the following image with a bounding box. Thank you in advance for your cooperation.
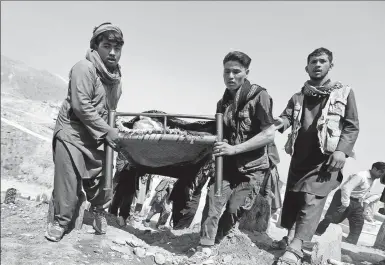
[280,89,359,196]
[54,59,121,179]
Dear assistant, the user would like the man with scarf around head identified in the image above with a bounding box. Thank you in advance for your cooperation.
[273,48,359,265]
[198,51,280,250]
[45,22,124,242]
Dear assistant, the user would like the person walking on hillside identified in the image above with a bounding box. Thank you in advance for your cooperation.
[45,22,124,242]
[142,177,175,229]
[316,162,385,244]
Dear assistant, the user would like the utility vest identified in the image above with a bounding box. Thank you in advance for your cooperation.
[220,83,270,173]
[284,82,354,158]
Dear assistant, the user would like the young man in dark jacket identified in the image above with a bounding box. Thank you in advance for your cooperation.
[199,51,279,248]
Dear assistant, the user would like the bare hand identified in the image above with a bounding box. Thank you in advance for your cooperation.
[273,117,284,130]
[213,141,237,157]
[105,128,120,151]
[326,151,346,172]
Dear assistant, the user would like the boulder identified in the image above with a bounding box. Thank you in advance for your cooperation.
[311,224,342,265]
[374,220,385,250]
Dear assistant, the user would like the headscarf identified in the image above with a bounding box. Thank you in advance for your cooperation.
[85,49,122,110]
[302,79,336,97]
[85,23,123,110]
[90,22,124,49]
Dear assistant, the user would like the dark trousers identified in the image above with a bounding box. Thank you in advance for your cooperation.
[200,169,265,246]
[109,169,137,220]
[316,189,364,244]
[280,190,328,242]
[53,139,109,227]
[146,204,171,227]
[172,191,202,230]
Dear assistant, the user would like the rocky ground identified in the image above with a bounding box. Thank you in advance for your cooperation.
[1,192,385,265]
[0,193,279,265]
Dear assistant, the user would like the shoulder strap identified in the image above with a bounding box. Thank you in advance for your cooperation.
[235,85,266,138]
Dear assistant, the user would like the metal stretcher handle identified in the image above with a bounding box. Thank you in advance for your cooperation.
[104,110,116,191]
[214,113,223,197]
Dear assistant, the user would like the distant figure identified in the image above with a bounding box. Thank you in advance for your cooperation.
[134,174,153,215]
[379,188,385,215]
[143,177,175,229]
[109,152,138,227]
[274,47,359,264]
[316,162,385,244]
[45,22,124,242]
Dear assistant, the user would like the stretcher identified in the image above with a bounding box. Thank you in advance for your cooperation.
[104,110,224,196]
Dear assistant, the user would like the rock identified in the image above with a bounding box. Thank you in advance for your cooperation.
[145,248,156,257]
[126,238,145,248]
[202,247,212,256]
[122,254,132,260]
[154,253,166,264]
[113,238,127,245]
[35,195,41,202]
[133,247,146,258]
[341,254,353,263]
[41,193,49,203]
[110,245,131,255]
[202,259,214,264]
[4,188,17,204]
[311,224,342,265]
[223,255,232,263]
[93,248,103,254]
[374,220,385,251]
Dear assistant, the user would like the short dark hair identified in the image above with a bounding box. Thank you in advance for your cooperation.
[372,162,385,171]
[92,23,124,49]
[223,51,252,69]
[307,47,333,64]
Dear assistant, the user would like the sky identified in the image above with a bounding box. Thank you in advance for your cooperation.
[1,1,385,193]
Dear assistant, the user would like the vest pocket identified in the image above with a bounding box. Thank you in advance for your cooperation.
[324,118,341,153]
[328,98,346,117]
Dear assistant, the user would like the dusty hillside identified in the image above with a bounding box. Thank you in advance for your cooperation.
[1,55,66,192]
[1,55,67,102]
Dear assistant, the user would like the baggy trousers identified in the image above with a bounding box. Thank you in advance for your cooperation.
[53,139,109,227]
[280,190,328,242]
[316,189,364,244]
[200,170,266,246]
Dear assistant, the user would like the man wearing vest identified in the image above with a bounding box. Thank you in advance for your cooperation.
[274,47,359,265]
[198,51,280,250]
